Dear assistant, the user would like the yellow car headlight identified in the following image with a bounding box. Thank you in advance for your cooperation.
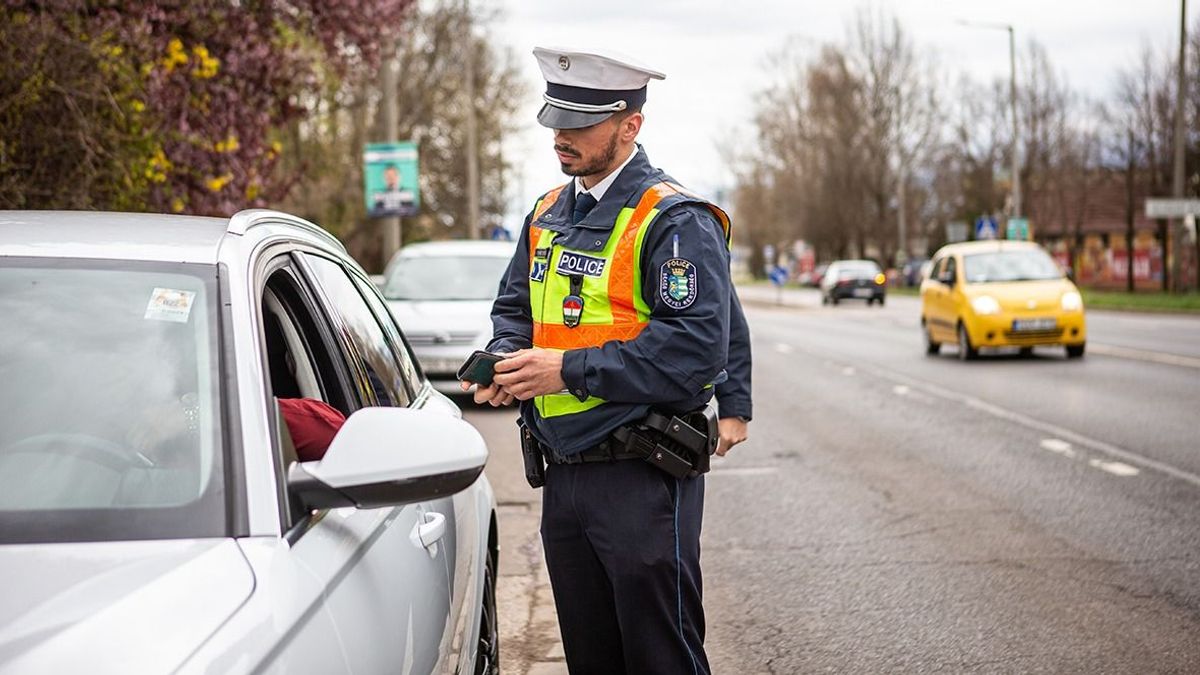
[970,295,1001,315]
[1061,291,1083,312]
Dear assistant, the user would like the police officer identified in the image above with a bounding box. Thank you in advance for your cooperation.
[462,46,751,674]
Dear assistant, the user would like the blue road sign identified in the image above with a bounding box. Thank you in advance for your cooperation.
[768,265,788,286]
[975,216,998,240]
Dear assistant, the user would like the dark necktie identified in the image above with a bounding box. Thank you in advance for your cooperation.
[572,192,597,224]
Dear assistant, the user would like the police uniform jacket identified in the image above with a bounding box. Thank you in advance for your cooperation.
[489,147,744,454]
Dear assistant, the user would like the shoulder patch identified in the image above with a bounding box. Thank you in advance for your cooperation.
[660,258,698,309]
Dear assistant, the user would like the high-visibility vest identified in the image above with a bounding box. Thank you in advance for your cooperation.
[526,180,732,419]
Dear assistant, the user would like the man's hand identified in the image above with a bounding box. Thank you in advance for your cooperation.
[716,417,748,456]
[460,380,515,407]
[492,348,566,400]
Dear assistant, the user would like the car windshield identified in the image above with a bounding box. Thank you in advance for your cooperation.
[0,260,226,544]
[963,250,1063,283]
[384,255,512,301]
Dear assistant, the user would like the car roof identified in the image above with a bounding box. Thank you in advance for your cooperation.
[829,259,879,267]
[935,240,1042,258]
[393,239,516,258]
[0,209,343,264]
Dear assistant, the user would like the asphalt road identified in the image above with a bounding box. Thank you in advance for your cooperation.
[468,288,1200,673]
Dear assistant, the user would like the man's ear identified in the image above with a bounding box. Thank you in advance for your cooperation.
[620,112,643,142]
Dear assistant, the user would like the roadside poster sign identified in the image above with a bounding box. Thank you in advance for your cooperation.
[1006,217,1030,240]
[975,216,998,240]
[1145,198,1200,219]
[946,221,969,243]
[364,142,419,217]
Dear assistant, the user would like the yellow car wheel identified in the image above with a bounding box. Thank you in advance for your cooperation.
[957,323,978,361]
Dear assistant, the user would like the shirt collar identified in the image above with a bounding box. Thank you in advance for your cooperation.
[575,146,639,203]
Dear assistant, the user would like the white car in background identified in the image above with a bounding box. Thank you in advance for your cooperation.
[380,240,516,393]
[0,210,499,674]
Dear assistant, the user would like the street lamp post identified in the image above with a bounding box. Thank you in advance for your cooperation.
[958,20,1021,220]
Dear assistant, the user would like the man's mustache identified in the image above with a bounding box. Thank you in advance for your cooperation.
[554,144,580,158]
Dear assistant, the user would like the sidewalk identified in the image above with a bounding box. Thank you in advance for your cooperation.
[467,407,567,675]
[735,282,823,309]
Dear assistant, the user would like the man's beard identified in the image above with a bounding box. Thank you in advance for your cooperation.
[559,129,620,177]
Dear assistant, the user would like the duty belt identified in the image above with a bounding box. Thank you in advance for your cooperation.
[543,407,718,479]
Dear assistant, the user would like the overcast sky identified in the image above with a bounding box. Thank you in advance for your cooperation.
[487,0,1197,227]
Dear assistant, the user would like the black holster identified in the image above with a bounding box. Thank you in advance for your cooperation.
[519,420,545,489]
[613,404,719,479]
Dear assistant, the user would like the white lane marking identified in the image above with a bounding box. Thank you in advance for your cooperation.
[1089,343,1200,370]
[708,467,778,477]
[1089,459,1141,477]
[775,342,794,354]
[893,385,910,396]
[802,349,1200,489]
[842,367,856,376]
[1039,438,1076,458]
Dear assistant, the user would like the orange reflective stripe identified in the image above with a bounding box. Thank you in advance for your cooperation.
[528,224,543,265]
[532,185,566,222]
[608,182,679,324]
[533,321,646,350]
[666,181,731,243]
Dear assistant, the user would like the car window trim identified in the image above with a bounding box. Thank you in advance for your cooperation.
[347,268,426,403]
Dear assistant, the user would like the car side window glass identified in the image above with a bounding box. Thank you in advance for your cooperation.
[930,258,944,282]
[943,257,956,284]
[350,274,425,399]
[303,254,412,408]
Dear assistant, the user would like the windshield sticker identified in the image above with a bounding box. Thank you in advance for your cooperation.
[144,287,196,323]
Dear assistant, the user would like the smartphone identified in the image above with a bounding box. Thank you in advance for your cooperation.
[456,350,504,386]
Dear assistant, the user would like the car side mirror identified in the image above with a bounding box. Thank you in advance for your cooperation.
[288,407,487,510]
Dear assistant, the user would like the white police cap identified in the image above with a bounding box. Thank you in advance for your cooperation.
[533,46,666,130]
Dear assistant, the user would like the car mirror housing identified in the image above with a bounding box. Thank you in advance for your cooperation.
[287,407,487,510]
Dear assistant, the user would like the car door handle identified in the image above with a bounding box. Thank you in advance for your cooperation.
[412,511,446,550]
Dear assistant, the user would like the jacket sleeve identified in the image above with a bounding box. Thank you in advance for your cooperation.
[560,204,731,404]
[716,287,752,420]
[486,216,534,354]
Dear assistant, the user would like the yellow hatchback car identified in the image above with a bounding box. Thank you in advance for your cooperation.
[920,240,1086,360]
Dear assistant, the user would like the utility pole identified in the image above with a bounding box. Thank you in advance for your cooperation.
[1171,0,1188,291]
[463,0,481,239]
[956,20,1020,219]
[1008,24,1021,219]
[382,49,402,259]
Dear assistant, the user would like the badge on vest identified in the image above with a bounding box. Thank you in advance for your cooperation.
[660,258,698,310]
[562,295,583,327]
[534,246,551,260]
[530,259,548,283]
[557,250,607,278]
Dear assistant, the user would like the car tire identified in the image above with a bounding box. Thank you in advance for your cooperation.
[831,296,840,306]
[878,296,886,307]
[866,297,875,306]
[957,323,978,361]
[925,325,940,356]
[1066,343,1086,359]
[1019,347,1034,357]
[474,548,500,675]
[821,294,829,305]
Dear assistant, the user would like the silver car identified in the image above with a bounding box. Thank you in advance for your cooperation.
[0,210,499,674]
[380,241,516,393]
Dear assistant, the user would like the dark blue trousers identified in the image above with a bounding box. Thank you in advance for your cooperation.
[541,459,709,675]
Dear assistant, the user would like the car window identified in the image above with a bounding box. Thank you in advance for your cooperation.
[929,257,945,281]
[304,254,412,408]
[943,257,957,282]
[351,273,425,398]
[383,255,511,301]
[0,259,225,544]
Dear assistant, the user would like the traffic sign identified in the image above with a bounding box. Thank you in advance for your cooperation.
[1006,217,1029,240]
[1145,198,1200,218]
[975,216,998,240]
[768,265,788,286]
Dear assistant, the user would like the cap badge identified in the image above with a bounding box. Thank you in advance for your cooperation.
[558,56,570,71]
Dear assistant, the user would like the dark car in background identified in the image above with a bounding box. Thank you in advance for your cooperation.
[820,259,887,306]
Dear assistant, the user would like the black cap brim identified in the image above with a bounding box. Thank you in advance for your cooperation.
[537,103,614,130]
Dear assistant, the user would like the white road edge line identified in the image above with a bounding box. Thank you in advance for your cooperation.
[798,346,1200,489]
[1089,343,1200,370]
[893,385,910,395]
[1088,459,1141,477]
